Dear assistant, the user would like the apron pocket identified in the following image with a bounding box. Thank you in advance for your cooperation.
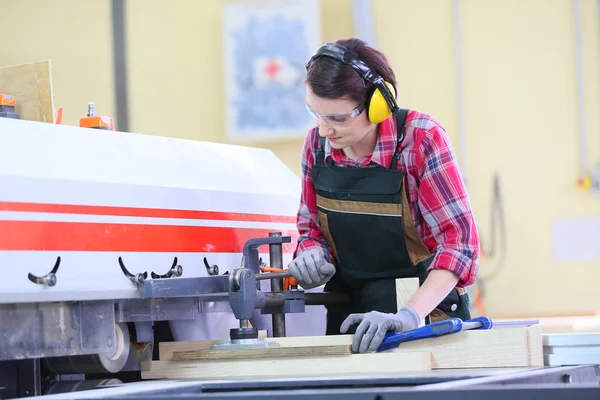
[325,210,415,279]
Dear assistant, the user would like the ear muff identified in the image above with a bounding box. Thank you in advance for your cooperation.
[307,42,399,125]
[366,81,396,124]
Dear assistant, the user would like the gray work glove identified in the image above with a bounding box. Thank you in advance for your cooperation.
[340,306,421,353]
[287,248,335,289]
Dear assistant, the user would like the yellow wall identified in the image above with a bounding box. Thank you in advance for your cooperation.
[1,0,599,318]
[460,0,600,317]
[0,0,116,129]
[124,0,355,174]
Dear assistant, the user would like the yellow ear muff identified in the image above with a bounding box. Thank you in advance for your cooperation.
[367,81,396,124]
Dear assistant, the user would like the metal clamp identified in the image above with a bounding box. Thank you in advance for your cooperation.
[28,256,60,287]
[203,257,219,276]
[118,257,147,286]
[242,235,291,274]
[151,257,183,279]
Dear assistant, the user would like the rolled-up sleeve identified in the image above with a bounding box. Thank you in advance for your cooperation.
[415,126,480,287]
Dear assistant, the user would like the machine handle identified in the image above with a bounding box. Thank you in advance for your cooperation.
[259,266,297,290]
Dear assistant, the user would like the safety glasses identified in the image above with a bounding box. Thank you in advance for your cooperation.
[305,102,365,125]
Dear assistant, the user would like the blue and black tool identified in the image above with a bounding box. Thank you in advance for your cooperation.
[376,316,493,352]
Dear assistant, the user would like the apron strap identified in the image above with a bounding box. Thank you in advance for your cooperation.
[390,108,409,170]
[316,131,330,166]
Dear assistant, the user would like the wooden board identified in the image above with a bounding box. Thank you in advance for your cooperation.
[542,332,600,366]
[526,325,544,367]
[396,277,425,327]
[543,332,600,346]
[0,60,55,122]
[142,351,432,380]
[173,344,352,361]
[159,335,354,361]
[395,277,419,309]
[155,325,543,380]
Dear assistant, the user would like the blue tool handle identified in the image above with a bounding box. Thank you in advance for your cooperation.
[377,318,464,352]
[376,316,494,352]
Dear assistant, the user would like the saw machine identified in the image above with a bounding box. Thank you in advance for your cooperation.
[0,117,340,397]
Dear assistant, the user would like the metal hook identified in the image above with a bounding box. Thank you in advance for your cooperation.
[151,257,183,279]
[118,257,147,286]
[28,256,60,287]
[203,257,219,276]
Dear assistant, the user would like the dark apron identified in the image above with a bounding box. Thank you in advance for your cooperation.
[312,109,471,335]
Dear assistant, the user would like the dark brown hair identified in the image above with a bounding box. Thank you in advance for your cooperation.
[305,37,397,103]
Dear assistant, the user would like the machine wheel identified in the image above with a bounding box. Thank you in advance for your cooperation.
[43,322,131,375]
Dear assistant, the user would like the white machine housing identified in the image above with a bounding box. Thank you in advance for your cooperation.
[0,118,325,369]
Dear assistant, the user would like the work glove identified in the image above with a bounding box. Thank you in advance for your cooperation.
[340,306,421,353]
[287,248,335,289]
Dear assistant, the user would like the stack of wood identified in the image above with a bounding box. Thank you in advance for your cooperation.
[544,332,600,366]
[141,324,544,380]
[142,278,544,380]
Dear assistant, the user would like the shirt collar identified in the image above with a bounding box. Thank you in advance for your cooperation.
[324,115,397,168]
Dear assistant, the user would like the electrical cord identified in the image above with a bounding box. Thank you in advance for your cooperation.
[477,172,507,300]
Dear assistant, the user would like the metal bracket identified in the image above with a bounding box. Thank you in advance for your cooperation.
[228,268,266,321]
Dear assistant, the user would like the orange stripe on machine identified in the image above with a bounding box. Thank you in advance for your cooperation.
[0,221,299,253]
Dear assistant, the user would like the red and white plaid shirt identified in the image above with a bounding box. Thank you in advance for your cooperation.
[294,110,480,287]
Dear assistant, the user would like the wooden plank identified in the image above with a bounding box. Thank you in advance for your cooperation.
[395,277,419,308]
[526,325,544,367]
[542,332,600,366]
[545,353,600,366]
[159,329,267,360]
[395,277,424,327]
[159,335,353,361]
[159,340,219,360]
[141,351,432,380]
[0,61,55,122]
[396,326,531,369]
[173,344,352,361]
[159,326,539,370]
[543,332,600,347]
[545,346,600,357]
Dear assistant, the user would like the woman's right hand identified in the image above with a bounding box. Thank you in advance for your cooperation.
[288,249,335,289]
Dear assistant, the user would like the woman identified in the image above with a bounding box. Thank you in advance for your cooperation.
[287,37,480,353]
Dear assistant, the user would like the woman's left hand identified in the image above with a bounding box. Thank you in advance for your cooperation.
[340,306,421,353]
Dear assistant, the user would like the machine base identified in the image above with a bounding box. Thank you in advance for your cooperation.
[18,365,600,399]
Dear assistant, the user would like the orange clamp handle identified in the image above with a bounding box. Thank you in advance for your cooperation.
[260,266,297,291]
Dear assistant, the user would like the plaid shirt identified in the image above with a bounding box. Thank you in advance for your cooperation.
[294,110,479,287]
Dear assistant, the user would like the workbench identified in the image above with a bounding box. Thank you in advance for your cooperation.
[22,365,600,399]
